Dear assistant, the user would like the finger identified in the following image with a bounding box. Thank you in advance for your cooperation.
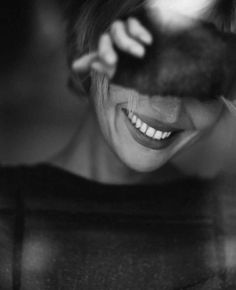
[91,61,116,78]
[110,20,145,57]
[98,33,118,67]
[72,52,98,72]
[127,17,153,44]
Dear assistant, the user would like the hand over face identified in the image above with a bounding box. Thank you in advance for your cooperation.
[72,17,153,78]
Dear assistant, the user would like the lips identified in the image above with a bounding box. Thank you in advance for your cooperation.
[122,108,182,150]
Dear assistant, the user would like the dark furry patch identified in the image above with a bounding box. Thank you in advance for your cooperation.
[112,6,236,101]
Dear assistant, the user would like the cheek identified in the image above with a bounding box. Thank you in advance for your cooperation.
[91,84,125,145]
[185,100,223,131]
[91,77,112,121]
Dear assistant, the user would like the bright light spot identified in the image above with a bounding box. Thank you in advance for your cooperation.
[225,237,236,268]
[146,0,215,30]
[22,237,57,272]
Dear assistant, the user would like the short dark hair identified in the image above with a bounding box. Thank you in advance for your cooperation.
[65,0,236,96]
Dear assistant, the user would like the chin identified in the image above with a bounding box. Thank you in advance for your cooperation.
[119,151,165,172]
[123,158,167,173]
[114,134,192,173]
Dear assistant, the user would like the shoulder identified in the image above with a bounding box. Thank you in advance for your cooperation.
[0,163,95,212]
[0,163,80,202]
[0,163,58,190]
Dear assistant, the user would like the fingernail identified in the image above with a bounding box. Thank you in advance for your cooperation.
[105,53,117,65]
[72,59,81,70]
[72,59,87,72]
[142,33,153,44]
[131,45,145,57]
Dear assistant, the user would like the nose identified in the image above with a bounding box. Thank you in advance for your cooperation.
[150,96,182,124]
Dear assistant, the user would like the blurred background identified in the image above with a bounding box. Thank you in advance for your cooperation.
[1,0,236,178]
[0,0,87,164]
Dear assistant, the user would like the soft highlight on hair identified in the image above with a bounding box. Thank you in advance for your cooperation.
[221,96,236,116]
[66,0,143,98]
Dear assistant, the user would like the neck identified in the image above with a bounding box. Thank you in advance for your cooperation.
[51,106,182,185]
[51,107,151,184]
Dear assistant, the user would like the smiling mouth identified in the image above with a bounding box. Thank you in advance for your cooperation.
[122,108,183,150]
[128,111,173,140]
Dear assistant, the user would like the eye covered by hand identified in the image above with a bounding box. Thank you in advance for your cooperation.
[72,16,153,79]
[112,7,236,103]
[72,4,236,103]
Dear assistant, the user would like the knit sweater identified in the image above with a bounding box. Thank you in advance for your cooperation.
[0,164,235,290]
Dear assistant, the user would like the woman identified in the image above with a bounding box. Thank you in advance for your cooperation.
[1,0,236,289]
[56,0,234,184]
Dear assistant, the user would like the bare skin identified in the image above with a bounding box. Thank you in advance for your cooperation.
[72,17,153,78]
[51,18,187,184]
[51,17,232,184]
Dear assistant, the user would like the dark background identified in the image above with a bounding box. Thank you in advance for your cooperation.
[0,0,87,163]
[1,0,236,178]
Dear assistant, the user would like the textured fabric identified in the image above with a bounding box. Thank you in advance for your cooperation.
[0,164,235,290]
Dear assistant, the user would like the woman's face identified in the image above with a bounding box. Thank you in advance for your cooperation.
[92,83,224,172]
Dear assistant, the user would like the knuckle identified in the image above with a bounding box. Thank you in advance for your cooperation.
[98,46,110,59]
[98,50,106,60]
[110,21,122,35]
[127,17,138,34]
[111,20,141,52]
[113,32,128,49]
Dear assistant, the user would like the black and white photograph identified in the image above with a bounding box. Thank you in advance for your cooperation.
[1,0,236,289]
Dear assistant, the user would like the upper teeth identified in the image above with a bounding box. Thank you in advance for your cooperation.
[129,113,172,140]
